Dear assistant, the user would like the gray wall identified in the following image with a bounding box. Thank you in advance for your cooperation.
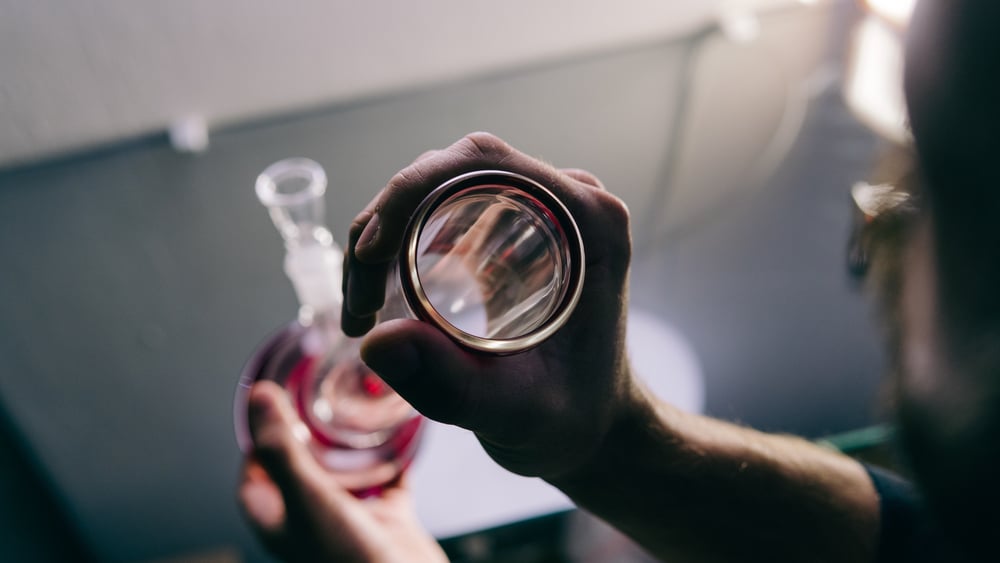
[0,406,95,561]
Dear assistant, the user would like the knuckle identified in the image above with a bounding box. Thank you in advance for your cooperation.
[455,132,510,163]
[378,172,425,213]
[597,190,631,231]
[349,210,375,243]
[593,191,633,264]
[565,168,605,190]
[390,162,428,189]
[413,149,439,164]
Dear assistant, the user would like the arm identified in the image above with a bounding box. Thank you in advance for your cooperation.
[550,380,879,562]
[345,132,880,562]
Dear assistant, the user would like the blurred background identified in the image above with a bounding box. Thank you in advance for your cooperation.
[0,0,914,561]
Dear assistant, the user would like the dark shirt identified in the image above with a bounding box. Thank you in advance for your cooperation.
[865,465,952,563]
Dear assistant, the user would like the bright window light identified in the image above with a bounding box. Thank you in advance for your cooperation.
[844,17,910,144]
[864,0,917,27]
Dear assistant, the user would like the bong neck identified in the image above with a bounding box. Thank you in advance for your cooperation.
[255,158,344,326]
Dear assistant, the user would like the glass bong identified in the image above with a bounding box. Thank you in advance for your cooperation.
[234,158,422,497]
[235,157,586,496]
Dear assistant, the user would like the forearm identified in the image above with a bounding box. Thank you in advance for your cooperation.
[547,381,880,563]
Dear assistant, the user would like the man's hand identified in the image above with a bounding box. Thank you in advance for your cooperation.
[341,132,637,479]
[237,381,447,563]
[338,132,882,562]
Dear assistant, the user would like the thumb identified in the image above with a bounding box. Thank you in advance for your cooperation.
[247,381,353,509]
[360,319,492,428]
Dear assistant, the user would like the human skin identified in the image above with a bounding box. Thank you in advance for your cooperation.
[340,132,880,562]
[890,1,1000,557]
[238,381,448,563]
[239,1,1000,560]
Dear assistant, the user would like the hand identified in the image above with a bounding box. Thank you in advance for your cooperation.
[237,381,447,563]
[342,132,637,478]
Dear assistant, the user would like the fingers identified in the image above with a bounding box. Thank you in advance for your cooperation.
[350,133,518,264]
[360,318,490,427]
[364,473,417,522]
[343,132,630,330]
[342,220,389,336]
[412,149,440,164]
[238,458,290,557]
[247,381,315,492]
[341,149,444,335]
[558,166,631,273]
[247,381,382,559]
[240,460,287,533]
[247,382,355,513]
[350,133,609,265]
[244,382,435,561]
[561,168,606,190]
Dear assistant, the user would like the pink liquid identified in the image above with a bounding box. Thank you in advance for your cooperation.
[235,321,424,497]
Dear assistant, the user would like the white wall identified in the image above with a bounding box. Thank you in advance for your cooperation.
[0,0,808,169]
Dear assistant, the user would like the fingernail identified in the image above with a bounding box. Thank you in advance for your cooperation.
[342,312,376,337]
[361,339,419,385]
[241,481,286,531]
[356,213,380,256]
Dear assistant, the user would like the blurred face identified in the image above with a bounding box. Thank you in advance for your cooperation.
[893,1,1000,558]
[886,216,1000,562]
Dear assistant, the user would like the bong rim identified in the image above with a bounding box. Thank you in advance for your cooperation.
[399,170,586,354]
